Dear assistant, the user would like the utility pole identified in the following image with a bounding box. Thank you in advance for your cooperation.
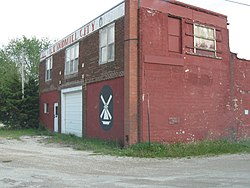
[20,51,25,99]
[21,59,24,99]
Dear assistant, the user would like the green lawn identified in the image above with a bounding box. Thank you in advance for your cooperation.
[1,128,250,158]
[0,128,49,139]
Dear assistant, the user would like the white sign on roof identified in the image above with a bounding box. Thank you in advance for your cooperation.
[40,2,125,61]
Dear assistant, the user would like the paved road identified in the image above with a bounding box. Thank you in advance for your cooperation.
[0,136,250,188]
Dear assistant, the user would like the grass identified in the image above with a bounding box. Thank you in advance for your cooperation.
[1,128,250,158]
[0,128,51,139]
[48,133,121,155]
[118,140,250,158]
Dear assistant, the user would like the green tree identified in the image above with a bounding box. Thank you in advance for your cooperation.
[0,36,50,128]
[21,76,39,128]
[0,73,22,128]
[4,36,50,80]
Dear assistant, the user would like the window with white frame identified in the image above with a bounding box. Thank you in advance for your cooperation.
[44,103,49,114]
[194,24,216,56]
[65,43,79,75]
[45,57,52,81]
[99,23,115,64]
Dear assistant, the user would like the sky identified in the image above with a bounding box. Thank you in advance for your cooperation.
[0,0,249,59]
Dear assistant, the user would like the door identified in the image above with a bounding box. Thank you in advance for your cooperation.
[61,86,83,137]
[54,103,58,132]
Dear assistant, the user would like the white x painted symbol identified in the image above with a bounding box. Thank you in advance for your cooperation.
[100,95,112,123]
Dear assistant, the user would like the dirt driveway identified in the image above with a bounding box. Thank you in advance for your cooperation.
[0,136,250,188]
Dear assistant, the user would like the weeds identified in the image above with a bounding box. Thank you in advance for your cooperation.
[0,128,250,158]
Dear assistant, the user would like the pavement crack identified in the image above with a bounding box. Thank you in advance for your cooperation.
[2,160,12,163]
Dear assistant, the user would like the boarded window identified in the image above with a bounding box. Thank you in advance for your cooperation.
[168,17,182,53]
[194,24,216,56]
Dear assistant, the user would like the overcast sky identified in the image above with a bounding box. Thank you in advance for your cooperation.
[1,0,249,59]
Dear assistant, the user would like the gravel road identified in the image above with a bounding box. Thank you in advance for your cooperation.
[0,136,250,188]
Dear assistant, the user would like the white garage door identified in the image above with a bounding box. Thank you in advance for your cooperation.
[61,86,82,137]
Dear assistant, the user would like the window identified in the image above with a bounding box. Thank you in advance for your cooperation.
[194,24,216,56]
[99,23,115,64]
[65,43,79,75]
[44,103,49,114]
[168,16,182,53]
[45,57,52,81]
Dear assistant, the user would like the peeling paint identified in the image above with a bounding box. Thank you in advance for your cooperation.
[146,9,159,16]
[187,133,195,142]
[176,129,185,135]
[233,98,239,110]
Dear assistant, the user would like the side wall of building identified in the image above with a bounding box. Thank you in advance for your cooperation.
[231,54,250,139]
[139,0,233,143]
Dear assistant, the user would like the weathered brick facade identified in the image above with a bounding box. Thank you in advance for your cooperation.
[39,11,125,142]
[39,17,125,93]
[40,0,250,145]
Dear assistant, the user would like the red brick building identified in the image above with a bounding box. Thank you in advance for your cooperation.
[39,0,250,145]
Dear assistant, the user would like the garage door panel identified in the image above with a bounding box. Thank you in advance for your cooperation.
[65,113,80,117]
[65,109,81,114]
[65,105,81,108]
[65,110,82,115]
[65,120,82,124]
[62,88,82,137]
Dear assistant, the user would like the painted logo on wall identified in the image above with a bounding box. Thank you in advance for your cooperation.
[100,85,113,131]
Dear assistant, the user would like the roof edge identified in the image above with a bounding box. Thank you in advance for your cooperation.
[163,0,227,18]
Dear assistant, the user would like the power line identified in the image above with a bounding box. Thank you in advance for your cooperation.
[225,0,250,7]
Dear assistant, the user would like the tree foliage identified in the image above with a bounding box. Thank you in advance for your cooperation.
[0,36,50,129]
[3,36,50,80]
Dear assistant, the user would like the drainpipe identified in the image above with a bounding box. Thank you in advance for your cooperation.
[229,53,235,111]
[137,0,141,143]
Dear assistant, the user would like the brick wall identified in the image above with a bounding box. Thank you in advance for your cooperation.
[39,17,125,134]
[40,17,125,94]
[86,77,124,144]
[231,53,250,139]
[124,0,139,145]
[139,2,233,143]
[40,0,250,143]
[39,91,59,131]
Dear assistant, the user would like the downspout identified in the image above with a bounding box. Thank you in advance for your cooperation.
[137,0,141,143]
[229,53,235,111]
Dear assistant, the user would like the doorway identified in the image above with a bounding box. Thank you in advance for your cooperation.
[54,103,58,132]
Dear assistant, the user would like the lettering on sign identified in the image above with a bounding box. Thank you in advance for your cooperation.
[40,2,125,61]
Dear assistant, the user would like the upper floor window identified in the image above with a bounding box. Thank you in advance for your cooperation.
[45,56,52,81]
[99,23,115,64]
[65,43,79,75]
[194,24,216,56]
